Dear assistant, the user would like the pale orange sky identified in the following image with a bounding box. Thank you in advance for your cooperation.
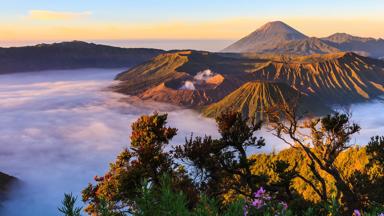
[1,16,383,43]
[1,0,384,47]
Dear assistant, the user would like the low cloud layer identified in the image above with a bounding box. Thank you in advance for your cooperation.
[0,69,382,215]
[0,69,220,216]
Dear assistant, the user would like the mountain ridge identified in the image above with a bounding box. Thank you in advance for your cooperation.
[0,41,164,74]
[222,21,308,53]
[114,50,384,119]
[223,21,384,59]
[202,81,331,119]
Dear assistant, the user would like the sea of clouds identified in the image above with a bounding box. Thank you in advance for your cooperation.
[0,69,382,215]
[0,69,221,215]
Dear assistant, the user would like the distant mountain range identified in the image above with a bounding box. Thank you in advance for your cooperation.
[223,21,384,59]
[114,50,384,119]
[0,41,164,74]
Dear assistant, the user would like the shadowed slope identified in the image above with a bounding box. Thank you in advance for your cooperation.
[262,37,340,55]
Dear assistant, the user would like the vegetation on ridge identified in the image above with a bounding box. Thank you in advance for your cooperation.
[58,104,384,215]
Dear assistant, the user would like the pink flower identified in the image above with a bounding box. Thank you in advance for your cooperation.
[353,209,361,216]
[251,199,264,209]
[254,187,266,198]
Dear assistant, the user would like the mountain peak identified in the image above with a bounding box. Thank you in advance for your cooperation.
[250,21,307,40]
[259,21,299,33]
[261,21,289,27]
[222,21,307,53]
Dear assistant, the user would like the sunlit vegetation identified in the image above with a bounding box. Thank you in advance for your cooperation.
[59,107,384,215]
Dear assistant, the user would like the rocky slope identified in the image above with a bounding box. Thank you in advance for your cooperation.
[202,81,330,119]
[222,21,308,53]
[247,52,384,104]
[114,50,384,119]
[263,37,340,55]
[0,41,164,74]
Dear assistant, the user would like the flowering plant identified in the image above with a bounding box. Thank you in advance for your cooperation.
[243,187,289,216]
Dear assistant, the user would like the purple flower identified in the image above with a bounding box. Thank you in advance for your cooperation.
[264,195,271,200]
[353,209,361,216]
[243,204,248,216]
[280,201,288,210]
[378,213,384,216]
[254,187,266,198]
[251,199,264,209]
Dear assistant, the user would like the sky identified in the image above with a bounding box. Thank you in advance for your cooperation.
[0,0,383,48]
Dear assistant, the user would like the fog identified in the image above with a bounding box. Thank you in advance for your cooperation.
[0,69,221,216]
[0,69,383,215]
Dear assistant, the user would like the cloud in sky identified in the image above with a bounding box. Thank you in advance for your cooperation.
[27,10,92,20]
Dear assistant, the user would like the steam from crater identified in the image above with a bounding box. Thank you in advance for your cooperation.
[179,69,216,90]
[194,69,215,81]
[179,80,196,90]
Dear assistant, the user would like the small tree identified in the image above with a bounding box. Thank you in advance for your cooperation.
[173,111,266,202]
[366,136,384,166]
[58,193,82,216]
[267,102,361,213]
[135,175,190,216]
[82,113,185,215]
